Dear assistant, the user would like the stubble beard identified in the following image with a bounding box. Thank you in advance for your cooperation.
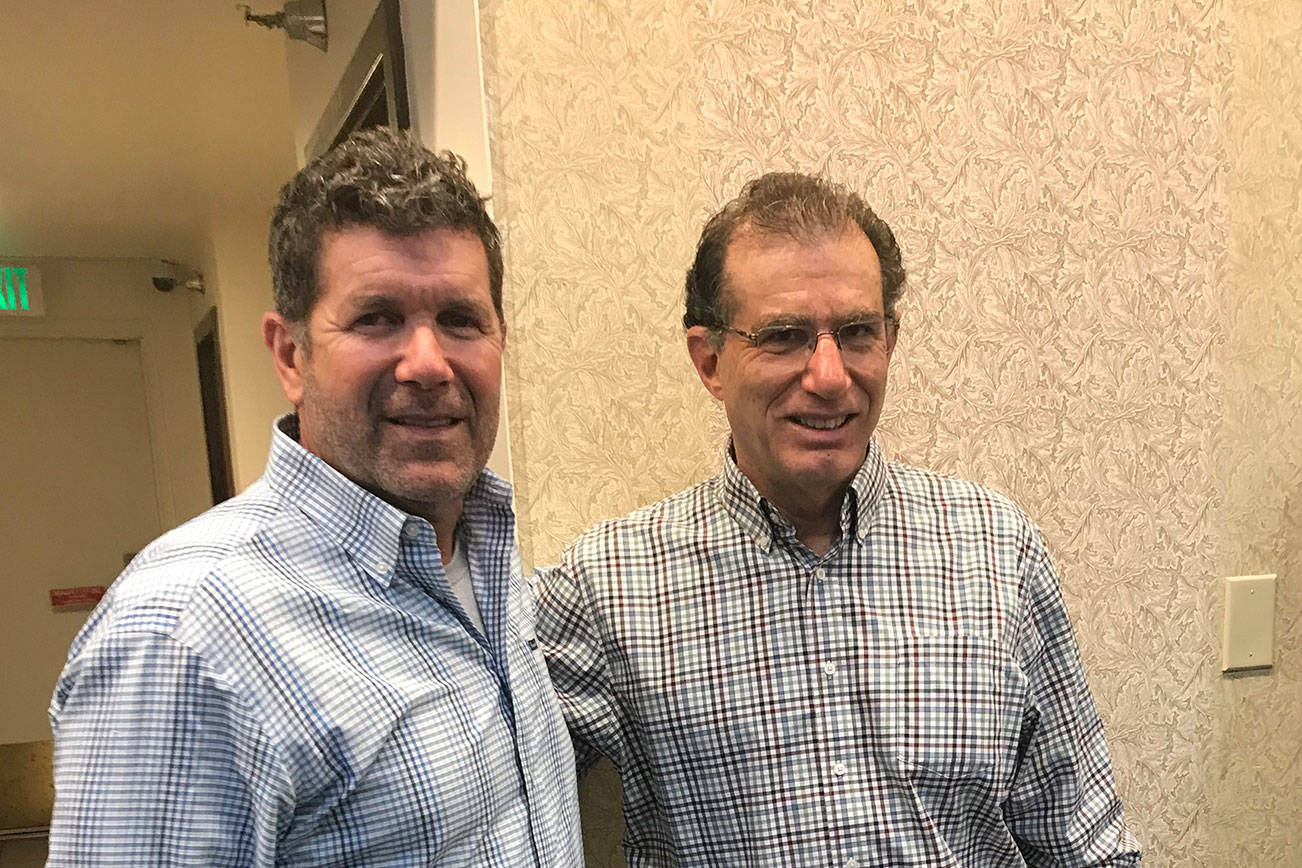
[299,378,499,520]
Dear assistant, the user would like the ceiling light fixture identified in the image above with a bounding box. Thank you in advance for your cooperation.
[239,0,328,52]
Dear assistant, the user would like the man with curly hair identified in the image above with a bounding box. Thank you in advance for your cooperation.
[48,128,583,866]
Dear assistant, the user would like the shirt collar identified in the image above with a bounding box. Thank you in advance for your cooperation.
[262,414,513,588]
[716,438,889,552]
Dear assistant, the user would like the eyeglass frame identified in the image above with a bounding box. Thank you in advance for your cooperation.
[714,314,900,357]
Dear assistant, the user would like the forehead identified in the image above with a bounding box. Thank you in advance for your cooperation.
[722,223,884,320]
[315,225,490,308]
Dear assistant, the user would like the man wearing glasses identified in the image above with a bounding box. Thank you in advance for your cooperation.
[536,172,1140,865]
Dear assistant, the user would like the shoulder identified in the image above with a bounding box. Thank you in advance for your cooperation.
[51,482,301,714]
[882,461,1040,539]
[562,478,717,560]
[68,480,296,653]
[536,479,719,602]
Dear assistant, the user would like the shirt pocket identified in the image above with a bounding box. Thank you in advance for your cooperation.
[870,633,1025,803]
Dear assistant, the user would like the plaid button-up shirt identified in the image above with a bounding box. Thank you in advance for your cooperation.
[537,440,1140,867]
[49,416,583,866]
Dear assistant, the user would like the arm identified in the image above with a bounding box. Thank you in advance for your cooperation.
[1006,546,1142,866]
[48,630,290,867]
[535,558,681,861]
[533,560,625,775]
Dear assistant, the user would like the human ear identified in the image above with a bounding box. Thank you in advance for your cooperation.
[885,315,900,359]
[263,312,306,406]
[686,327,726,401]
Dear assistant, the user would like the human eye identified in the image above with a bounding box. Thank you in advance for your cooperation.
[753,325,811,354]
[437,307,490,337]
[836,319,884,351]
[351,308,402,333]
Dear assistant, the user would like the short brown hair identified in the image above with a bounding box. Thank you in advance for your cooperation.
[268,127,502,324]
[684,172,905,330]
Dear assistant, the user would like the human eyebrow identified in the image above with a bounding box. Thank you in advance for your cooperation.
[344,292,400,315]
[748,313,815,330]
[746,310,887,330]
[440,296,496,321]
[833,309,887,325]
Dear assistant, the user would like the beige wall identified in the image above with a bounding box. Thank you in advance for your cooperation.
[198,211,295,491]
[1205,0,1302,862]
[0,259,214,531]
[481,0,1302,865]
[0,259,213,829]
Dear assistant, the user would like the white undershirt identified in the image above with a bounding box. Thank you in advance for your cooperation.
[443,534,485,636]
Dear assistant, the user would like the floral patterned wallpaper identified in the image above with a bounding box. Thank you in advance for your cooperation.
[481,0,1302,864]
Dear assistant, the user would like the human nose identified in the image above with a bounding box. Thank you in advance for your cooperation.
[801,331,851,397]
[393,326,454,387]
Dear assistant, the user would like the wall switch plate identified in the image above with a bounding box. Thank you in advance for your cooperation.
[1222,574,1276,672]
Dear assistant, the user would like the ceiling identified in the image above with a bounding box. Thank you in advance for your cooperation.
[0,1,299,263]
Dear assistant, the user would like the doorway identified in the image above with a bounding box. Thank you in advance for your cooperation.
[0,336,164,833]
[194,309,235,504]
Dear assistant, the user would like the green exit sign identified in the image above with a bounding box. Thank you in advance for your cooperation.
[0,264,44,316]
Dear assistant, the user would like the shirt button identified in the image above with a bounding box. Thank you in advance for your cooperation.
[402,522,421,540]
[757,534,770,548]
[846,859,860,868]
[375,561,389,574]
[832,761,848,777]
[813,567,828,582]
[822,660,837,677]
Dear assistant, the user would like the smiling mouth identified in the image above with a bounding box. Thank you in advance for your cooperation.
[389,414,461,429]
[791,414,853,430]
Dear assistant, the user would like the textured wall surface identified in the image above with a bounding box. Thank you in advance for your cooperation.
[1205,0,1302,863]
[481,0,1302,864]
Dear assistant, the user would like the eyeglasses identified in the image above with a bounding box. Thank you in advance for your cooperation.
[719,316,898,358]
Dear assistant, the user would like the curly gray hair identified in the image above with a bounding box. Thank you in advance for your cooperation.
[268,127,502,324]
[683,172,905,331]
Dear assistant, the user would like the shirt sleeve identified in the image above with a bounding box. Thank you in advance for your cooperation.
[534,560,623,775]
[47,628,291,867]
[535,559,685,862]
[1006,542,1143,866]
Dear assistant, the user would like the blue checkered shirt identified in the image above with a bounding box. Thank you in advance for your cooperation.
[537,440,1140,867]
[49,415,583,866]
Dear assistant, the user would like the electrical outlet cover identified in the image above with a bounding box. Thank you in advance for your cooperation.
[1222,574,1276,672]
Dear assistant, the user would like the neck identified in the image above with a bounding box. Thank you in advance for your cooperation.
[391,496,463,565]
[747,475,845,556]
[778,495,842,556]
[431,506,462,566]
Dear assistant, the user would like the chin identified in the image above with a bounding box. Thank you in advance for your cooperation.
[791,454,864,489]
[395,464,481,500]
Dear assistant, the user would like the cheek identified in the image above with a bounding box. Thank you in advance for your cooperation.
[855,361,890,395]
[314,359,387,409]
[730,362,788,407]
[459,350,504,400]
